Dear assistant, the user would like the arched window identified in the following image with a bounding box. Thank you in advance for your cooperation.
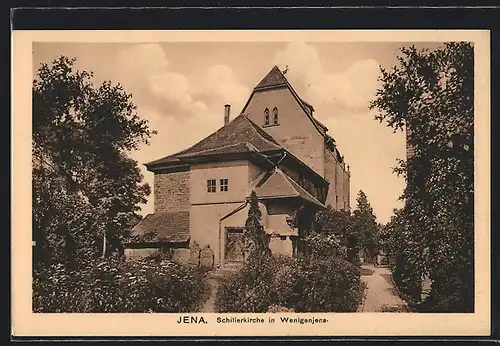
[273,107,279,125]
[264,108,270,125]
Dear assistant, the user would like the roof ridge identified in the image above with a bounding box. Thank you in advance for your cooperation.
[145,126,226,165]
[165,116,244,158]
[250,170,270,189]
[178,142,243,157]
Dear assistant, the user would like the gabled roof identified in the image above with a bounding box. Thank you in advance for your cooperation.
[254,66,289,90]
[254,168,325,208]
[126,211,190,244]
[245,66,329,135]
[146,114,282,168]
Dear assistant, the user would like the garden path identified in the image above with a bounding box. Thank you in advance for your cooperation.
[201,278,218,312]
[358,264,409,312]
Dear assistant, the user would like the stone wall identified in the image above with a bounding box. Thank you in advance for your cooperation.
[124,247,161,261]
[154,171,190,213]
[123,246,189,265]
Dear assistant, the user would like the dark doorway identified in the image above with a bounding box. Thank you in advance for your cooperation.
[225,227,244,262]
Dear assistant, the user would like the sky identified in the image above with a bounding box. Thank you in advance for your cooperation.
[33,41,444,224]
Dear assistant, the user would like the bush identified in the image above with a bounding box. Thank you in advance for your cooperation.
[419,260,474,313]
[214,254,281,313]
[285,257,364,312]
[304,232,347,260]
[214,254,364,313]
[33,256,211,313]
[391,253,422,304]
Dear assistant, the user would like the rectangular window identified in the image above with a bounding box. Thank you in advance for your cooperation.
[220,178,228,192]
[207,179,216,193]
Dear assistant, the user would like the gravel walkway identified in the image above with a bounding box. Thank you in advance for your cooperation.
[358,264,409,312]
[200,278,219,312]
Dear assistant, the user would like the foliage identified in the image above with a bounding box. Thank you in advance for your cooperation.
[352,191,379,259]
[268,305,295,313]
[313,206,358,262]
[304,231,347,260]
[214,254,286,313]
[314,191,380,264]
[243,191,271,261]
[215,193,274,313]
[214,254,364,313]
[33,256,210,313]
[379,208,423,302]
[279,256,364,312]
[370,42,474,312]
[32,56,156,265]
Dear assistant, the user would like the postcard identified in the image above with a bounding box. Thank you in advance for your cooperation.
[12,29,491,337]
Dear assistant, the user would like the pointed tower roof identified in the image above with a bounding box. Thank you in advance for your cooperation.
[254,66,288,90]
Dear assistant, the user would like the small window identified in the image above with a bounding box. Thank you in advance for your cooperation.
[273,107,279,124]
[207,179,216,193]
[264,108,270,125]
[220,178,228,192]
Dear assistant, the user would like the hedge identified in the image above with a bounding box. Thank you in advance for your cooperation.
[215,254,364,313]
[33,256,211,313]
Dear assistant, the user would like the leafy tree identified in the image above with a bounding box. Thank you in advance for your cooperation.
[313,206,359,263]
[314,191,380,264]
[352,190,379,261]
[380,208,422,301]
[33,56,156,265]
[370,42,474,312]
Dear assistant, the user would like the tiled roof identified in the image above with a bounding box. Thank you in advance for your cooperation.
[282,173,325,207]
[254,168,325,208]
[126,211,190,243]
[146,115,282,167]
[255,169,300,198]
[254,66,289,89]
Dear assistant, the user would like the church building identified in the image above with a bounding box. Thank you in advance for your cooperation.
[124,66,351,268]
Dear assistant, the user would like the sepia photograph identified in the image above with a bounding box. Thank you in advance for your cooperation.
[12,29,491,337]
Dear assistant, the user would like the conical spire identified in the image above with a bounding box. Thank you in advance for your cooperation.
[254,66,288,90]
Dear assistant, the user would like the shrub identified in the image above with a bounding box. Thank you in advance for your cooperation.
[214,254,364,313]
[391,253,422,304]
[304,232,347,260]
[33,256,210,313]
[268,305,295,313]
[284,257,364,312]
[214,254,280,313]
[420,260,474,313]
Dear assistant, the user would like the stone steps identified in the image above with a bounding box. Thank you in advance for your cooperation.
[207,262,242,280]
